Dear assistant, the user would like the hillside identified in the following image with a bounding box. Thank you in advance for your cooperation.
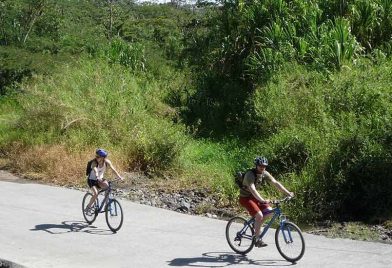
[1,0,392,227]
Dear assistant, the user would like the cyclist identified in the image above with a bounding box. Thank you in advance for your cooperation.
[239,156,294,247]
[85,149,123,215]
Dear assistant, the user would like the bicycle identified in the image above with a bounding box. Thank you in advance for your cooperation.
[82,179,124,233]
[225,196,305,263]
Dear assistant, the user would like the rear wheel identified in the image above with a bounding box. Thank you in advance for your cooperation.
[225,216,254,255]
[275,221,305,263]
[105,199,123,233]
[82,192,98,224]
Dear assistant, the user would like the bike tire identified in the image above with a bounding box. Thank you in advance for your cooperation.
[82,192,98,224]
[225,216,254,255]
[105,199,124,233]
[275,221,305,263]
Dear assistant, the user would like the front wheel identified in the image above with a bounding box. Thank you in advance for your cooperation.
[225,216,254,255]
[82,192,98,224]
[275,221,305,263]
[105,199,124,233]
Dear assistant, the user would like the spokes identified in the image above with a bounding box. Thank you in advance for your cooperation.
[275,222,305,262]
[225,217,254,254]
[105,199,123,232]
[82,193,98,224]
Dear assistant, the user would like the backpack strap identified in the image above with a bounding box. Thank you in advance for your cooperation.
[250,168,260,185]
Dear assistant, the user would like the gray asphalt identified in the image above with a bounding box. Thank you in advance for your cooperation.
[0,170,391,268]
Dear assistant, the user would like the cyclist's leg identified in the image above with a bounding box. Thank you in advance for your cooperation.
[239,197,262,235]
[239,198,268,247]
[242,198,273,245]
[257,201,274,229]
[247,197,273,237]
[98,179,109,190]
[86,183,99,208]
[253,202,274,246]
[259,202,273,223]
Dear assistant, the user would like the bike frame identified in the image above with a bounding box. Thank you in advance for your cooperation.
[240,205,293,243]
[95,184,113,213]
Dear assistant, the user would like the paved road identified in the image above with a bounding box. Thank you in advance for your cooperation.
[0,170,391,268]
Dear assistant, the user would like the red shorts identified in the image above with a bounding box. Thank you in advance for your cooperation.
[239,196,273,217]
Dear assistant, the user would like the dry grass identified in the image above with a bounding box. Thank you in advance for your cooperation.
[5,143,129,187]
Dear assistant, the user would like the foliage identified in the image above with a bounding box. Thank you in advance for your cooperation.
[1,0,392,224]
[101,38,146,73]
[181,0,392,137]
[248,61,392,222]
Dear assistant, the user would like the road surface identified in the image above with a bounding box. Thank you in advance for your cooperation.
[0,170,391,268]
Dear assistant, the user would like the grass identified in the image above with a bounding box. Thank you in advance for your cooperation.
[308,222,383,242]
[1,57,392,226]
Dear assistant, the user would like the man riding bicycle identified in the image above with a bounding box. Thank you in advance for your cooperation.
[239,156,294,247]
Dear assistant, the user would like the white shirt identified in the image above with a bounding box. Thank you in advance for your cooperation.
[88,162,106,180]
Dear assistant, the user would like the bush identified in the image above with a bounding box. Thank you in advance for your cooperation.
[268,135,310,176]
[315,131,392,222]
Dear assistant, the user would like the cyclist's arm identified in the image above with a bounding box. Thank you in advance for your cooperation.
[269,176,293,197]
[93,166,99,180]
[248,183,269,203]
[106,159,124,180]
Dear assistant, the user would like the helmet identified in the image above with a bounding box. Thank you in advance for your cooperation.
[96,148,108,158]
[254,156,268,166]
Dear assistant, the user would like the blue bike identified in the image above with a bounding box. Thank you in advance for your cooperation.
[82,180,124,233]
[225,197,305,263]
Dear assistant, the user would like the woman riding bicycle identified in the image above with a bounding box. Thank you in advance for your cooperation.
[85,149,123,215]
[239,156,293,247]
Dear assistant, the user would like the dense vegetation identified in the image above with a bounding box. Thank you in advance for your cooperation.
[1,0,391,224]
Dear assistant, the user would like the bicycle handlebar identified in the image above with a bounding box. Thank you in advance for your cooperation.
[270,196,293,205]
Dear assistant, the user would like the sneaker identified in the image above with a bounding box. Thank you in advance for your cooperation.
[84,206,94,216]
[254,239,268,248]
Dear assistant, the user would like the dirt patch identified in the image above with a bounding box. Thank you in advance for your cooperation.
[114,171,240,219]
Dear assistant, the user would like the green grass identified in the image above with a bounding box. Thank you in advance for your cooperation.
[1,57,392,225]
[319,222,380,242]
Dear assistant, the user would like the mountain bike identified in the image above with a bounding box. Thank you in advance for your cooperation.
[82,179,124,233]
[225,197,305,263]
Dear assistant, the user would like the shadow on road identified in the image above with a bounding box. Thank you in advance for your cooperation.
[168,252,294,267]
[30,220,114,235]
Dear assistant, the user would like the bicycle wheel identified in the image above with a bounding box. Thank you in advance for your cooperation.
[82,192,98,224]
[225,216,254,255]
[275,221,305,263]
[105,199,124,233]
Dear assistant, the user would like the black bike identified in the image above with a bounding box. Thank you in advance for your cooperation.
[82,179,124,233]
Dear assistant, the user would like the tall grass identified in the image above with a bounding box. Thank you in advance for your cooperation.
[0,59,187,181]
[0,59,243,197]
[1,56,392,224]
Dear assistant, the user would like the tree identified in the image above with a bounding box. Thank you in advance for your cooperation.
[21,0,47,44]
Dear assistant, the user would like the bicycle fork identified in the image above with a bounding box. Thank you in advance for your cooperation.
[107,199,118,216]
[280,217,294,244]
